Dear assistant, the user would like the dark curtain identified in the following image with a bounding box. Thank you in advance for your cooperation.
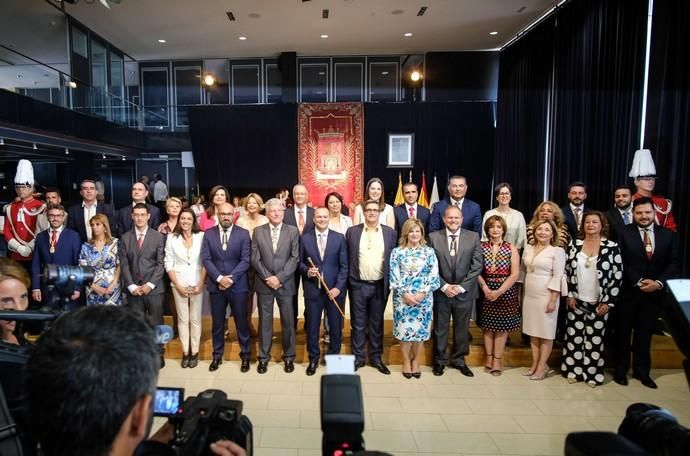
[644,0,690,274]
[549,0,648,210]
[364,102,496,210]
[188,104,298,198]
[494,15,556,216]
[189,102,496,211]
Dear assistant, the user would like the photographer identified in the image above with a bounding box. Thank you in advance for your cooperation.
[23,305,245,456]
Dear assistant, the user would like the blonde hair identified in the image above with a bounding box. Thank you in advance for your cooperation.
[165,197,183,210]
[243,193,264,211]
[88,213,114,245]
[398,218,427,248]
[530,219,559,247]
[0,257,31,289]
[530,200,565,227]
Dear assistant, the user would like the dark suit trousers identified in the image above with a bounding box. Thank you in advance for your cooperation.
[210,290,250,360]
[615,289,662,377]
[433,292,472,366]
[305,293,344,361]
[349,280,385,363]
[128,293,165,326]
[258,292,296,362]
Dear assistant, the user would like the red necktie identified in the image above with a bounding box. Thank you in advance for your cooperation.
[137,233,144,250]
[408,206,415,219]
[50,230,57,253]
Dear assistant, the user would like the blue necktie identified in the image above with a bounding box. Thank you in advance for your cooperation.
[622,211,630,225]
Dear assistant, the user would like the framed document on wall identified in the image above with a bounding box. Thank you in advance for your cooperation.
[387,133,414,167]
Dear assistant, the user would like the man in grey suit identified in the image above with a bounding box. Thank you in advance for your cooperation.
[251,198,300,374]
[428,205,483,377]
[119,203,167,365]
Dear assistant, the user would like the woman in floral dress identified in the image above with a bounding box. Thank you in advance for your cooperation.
[390,218,440,379]
[79,214,121,306]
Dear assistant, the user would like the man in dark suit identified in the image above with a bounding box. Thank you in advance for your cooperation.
[614,197,679,389]
[116,181,160,237]
[118,203,167,365]
[560,181,588,240]
[605,185,633,242]
[67,179,115,243]
[251,198,301,374]
[429,175,482,233]
[346,199,397,374]
[300,207,349,376]
[31,204,81,309]
[394,182,430,234]
[283,183,315,330]
[428,205,483,377]
[201,202,252,373]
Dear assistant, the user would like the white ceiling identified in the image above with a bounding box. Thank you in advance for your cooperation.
[62,0,558,61]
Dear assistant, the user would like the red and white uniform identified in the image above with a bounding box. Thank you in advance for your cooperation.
[633,192,677,232]
[3,197,46,261]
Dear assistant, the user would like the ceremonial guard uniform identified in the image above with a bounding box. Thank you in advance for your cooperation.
[629,149,677,232]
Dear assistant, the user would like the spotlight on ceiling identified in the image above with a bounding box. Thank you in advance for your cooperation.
[122,156,126,161]
[102,154,107,159]
[0,138,4,146]
[489,31,498,35]
[238,36,247,41]
[404,32,413,37]
[203,74,215,86]
[65,148,69,155]
[410,70,423,82]
[33,143,37,150]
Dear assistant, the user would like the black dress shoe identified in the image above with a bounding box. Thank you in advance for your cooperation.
[402,372,413,379]
[432,364,445,376]
[284,360,295,373]
[633,374,658,389]
[160,355,165,369]
[306,361,318,376]
[613,375,629,386]
[452,364,474,377]
[257,361,268,374]
[181,354,189,368]
[240,358,250,373]
[412,372,421,379]
[188,353,199,369]
[209,358,222,372]
[372,362,391,375]
[354,360,365,371]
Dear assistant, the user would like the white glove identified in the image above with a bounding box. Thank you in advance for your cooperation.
[17,244,32,257]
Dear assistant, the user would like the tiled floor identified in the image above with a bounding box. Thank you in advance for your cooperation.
[155,360,690,455]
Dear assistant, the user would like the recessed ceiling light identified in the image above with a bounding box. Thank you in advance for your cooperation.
[320,34,329,39]
[381,71,389,75]
[238,36,247,40]
[404,32,413,37]
[489,31,498,35]
[157,39,166,43]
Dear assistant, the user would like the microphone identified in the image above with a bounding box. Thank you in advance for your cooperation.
[155,325,174,345]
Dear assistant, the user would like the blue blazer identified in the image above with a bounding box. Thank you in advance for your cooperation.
[31,228,82,292]
[345,224,397,298]
[429,198,482,233]
[394,204,430,235]
[201,225,251,294]
[299,229,349,303]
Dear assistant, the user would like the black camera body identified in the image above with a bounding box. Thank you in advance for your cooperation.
[168,389,252,456]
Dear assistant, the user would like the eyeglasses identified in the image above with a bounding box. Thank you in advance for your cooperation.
[218,212,233,217]
[47,213,64,218]
[364,208,380,213]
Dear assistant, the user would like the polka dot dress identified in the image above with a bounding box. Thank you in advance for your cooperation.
[477,242,520,332]
[561,301,608,385]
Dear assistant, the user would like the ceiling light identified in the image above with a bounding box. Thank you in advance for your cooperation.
[410,71,422,82]
[489,31,498,35]
[238,36,247,41]
[157,39,166,43]
[102,154,106,159]
[381,71,389,75]
[0,138,4,146]
[33,143,37,150]
[122,156,126,161]
[404,32,413,37]
[320,34,329,39]
[67,81,77,89]
[203,75,215,86]
[64,148,69,155]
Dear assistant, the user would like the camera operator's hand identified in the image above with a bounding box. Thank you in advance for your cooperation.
[210,440,246,456]
[32,289,42,302]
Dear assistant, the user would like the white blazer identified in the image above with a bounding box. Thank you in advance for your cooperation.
[164,231,204,287]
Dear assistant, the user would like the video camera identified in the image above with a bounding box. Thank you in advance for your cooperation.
[153,388,253,456]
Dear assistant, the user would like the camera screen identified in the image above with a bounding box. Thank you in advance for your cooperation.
[153,387,184,417]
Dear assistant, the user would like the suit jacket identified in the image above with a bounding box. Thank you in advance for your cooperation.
[31,228,82,292]
[617,224,679,289]
[67,201,115,243]
[345,224,397,298]
[604,207,627,242]
[116,203,160,237]
[561,204,589,241]
[251,223,300,295]
[118,228,166,295]
[394,204,430,235]
[299,229,349,303]
[429,198,482,233]
[283,205,315,235]
[201,225,251,294]
[428,229,484,302]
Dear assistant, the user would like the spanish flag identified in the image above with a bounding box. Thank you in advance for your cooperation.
[418,172,429,208]
[394,173,404,206]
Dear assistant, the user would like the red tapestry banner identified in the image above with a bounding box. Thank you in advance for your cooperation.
[297,103,364,210]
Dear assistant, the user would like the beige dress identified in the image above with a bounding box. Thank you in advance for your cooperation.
[521,244,566,339]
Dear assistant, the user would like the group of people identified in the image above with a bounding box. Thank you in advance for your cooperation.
[1,148,680,388]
